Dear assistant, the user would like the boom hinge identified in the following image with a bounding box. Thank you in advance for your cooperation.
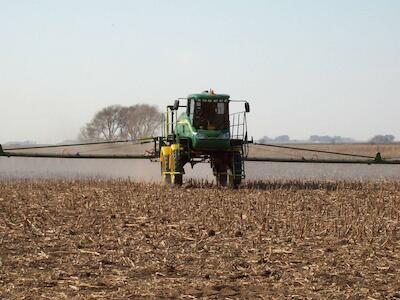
[374,152,383,163]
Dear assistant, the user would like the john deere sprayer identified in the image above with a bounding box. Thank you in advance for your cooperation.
[159,90,250,188]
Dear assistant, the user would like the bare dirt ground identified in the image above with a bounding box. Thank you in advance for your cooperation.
[1,180,400,299]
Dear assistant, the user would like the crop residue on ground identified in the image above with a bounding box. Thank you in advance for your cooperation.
[1,180,400,298]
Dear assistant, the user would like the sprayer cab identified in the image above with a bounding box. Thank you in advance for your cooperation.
[164,90,250,152]
[187,91,230,131]
[181,91,231,150]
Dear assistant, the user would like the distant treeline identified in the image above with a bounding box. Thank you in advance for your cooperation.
[258,134,396,144]
[3,141,38,148]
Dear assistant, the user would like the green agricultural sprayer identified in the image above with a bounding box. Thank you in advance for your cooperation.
[158,90,250,188]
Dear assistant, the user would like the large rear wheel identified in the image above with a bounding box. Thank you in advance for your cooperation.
[213,160,228,187]
[234,152,243,188]
[171,150,184,186]
[226,167,241,189]
[216,169,228,186]
[212,152,243,188]
[171,158,183,186]
[227,152,242,189]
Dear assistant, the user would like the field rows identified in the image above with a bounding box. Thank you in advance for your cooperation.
[1,180,400,298]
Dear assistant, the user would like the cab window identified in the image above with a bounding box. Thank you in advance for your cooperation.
[193,100,229,130]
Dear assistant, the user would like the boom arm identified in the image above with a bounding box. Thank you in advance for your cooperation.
[245,156,400,164]
[245,142,400,165]
[2,140,400,164]
[0,138,158,160]
[0,150,154,159]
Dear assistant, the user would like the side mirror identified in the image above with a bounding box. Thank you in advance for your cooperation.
[173,100,179,110]
[245,102,250,113]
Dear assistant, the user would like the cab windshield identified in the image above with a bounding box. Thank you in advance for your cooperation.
[192,100,229,130]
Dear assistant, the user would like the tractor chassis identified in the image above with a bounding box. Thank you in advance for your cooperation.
[156,136,246,188]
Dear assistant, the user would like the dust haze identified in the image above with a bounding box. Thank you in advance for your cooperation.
[2,143,400,181]
[1,158,400,182]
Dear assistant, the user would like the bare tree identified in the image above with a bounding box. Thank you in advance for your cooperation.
[369,134,395,144]
[79,123,97,142]
[79,104,162,142]
[119,104,162,140]
[79,105,123,141]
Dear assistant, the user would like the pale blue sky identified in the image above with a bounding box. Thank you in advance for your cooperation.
[0,1,399,143]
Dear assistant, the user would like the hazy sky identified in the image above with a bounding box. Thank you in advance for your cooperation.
[1,0,399,143]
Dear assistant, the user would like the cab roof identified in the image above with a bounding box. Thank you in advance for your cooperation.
[188,91,230,101]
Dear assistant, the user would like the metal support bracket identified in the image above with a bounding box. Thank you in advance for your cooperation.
[0,144,9,157]
[374,152,383,163]
[162,171,183,175]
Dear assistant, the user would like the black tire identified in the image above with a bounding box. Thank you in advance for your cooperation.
[226,168,234,189]
[226,168,240,189]
[212,152,242,188]
[213,161,228,187]
[171,152,184,186]
[162,155,171,184]
[216,172,227,186]
[172,173,183,185]
[228,152,242,189]
[233,153,243,189]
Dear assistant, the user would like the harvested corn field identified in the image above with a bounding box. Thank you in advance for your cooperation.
[1,180,400,298]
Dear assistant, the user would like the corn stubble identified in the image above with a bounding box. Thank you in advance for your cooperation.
[1,180,400,298]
